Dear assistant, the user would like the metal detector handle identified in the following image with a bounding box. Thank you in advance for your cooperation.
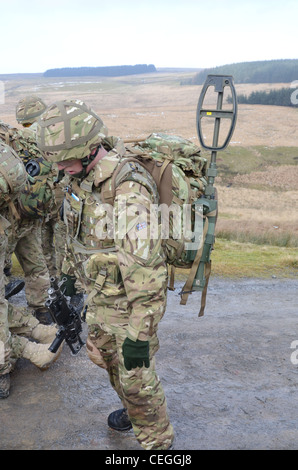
[196,74,237,151]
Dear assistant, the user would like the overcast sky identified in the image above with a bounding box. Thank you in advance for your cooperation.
[0,0,297,74]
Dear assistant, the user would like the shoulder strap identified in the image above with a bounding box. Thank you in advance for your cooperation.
[101,157,159,205]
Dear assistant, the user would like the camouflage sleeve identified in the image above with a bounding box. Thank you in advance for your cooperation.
[61,252,75,277]
[114,180,168,342]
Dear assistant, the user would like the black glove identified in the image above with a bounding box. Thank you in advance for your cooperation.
[122,337,150,370]
[60,273,77,297]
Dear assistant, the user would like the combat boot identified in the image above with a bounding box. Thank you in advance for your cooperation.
[0,373,10,399]
[14,336,63,370]
[10,310,57,344]
[30,323,58,344]
[107,408,132,431]
[5,279,25,300]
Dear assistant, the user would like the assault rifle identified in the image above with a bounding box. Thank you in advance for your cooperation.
[45,276,85,355]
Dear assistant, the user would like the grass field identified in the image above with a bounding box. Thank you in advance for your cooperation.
[1,71,297,279]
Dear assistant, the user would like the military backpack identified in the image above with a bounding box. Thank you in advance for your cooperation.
[101,133,217,315]
[0,120,54,218]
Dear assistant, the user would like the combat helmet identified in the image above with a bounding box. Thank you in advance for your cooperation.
[16,95,47,126]
[36,99,108,162]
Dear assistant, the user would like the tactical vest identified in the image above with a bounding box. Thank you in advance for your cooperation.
[0,143,28,232]
[62,142,158,257]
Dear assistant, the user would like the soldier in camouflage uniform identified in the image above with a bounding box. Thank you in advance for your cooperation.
[1,96,45,283]
[0,119,55,323]
[0,142,63,398]
[16,95,67,279]
[36,99,174,450]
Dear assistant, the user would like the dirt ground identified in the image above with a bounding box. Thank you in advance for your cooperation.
[1,276,297,450]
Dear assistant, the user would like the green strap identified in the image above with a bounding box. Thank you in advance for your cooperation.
[180,217,209,306]
[198,261,211,317]
[83,268,107,311]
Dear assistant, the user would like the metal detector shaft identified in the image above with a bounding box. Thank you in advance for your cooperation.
[188,75,238,297]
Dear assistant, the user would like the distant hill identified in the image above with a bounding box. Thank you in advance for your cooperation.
[186,59,298,84]
[44,64,156,77]
[157,67,203,73]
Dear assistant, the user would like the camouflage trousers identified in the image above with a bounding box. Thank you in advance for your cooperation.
[6,219,50,309]
[0,232,10,374]
[84,254,174,451]
[41,214,67,278]
[6,303,44,370]
[0,232,41,374]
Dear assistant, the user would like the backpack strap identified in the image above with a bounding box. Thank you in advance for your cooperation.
[157,155,173,188]
[100,158,138,205]
[4,195,20,220]
[168,265,176,291]
[179,216,209,310]
[124,144,174,206]
[0,213,11,234]
[198,261,211,317]
[101,157,159,206]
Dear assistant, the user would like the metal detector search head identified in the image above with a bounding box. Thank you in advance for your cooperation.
[196,74,237,151]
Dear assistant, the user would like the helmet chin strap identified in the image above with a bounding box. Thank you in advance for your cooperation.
[71,146,100,179]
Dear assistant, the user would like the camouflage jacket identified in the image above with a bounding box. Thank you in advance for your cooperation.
[0,142,28,233]
[62,136,167,341]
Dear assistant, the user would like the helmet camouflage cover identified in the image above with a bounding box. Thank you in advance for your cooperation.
[36,99,108,162]
[16,95,47,125]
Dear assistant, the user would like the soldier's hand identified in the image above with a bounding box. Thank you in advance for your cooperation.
[122,337,150,370]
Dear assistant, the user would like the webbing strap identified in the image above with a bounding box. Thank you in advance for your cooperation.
[168,265,176,291]
[83,268,107,311]
[179,217,209,306]
[157,156,172,188]
[3,195,20,220]
[198,261,211,317]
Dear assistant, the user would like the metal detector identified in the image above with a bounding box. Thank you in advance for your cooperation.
[181,75,238,314]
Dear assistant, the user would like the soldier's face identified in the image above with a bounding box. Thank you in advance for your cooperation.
[57,159,83,175]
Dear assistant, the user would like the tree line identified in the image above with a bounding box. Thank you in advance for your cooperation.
[183,59,298,85]
[228,87,298,107]
[44,64,156,77]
